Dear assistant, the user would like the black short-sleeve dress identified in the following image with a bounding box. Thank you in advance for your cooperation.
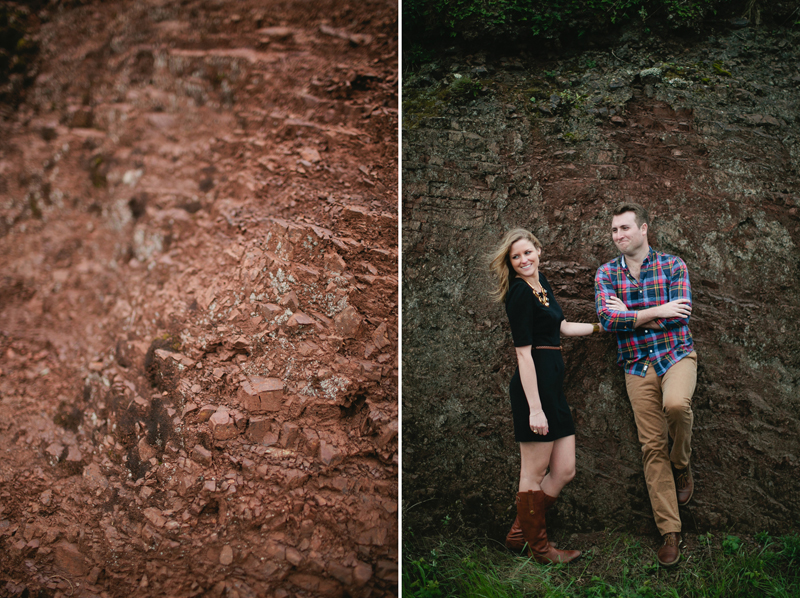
[505,274,576,442]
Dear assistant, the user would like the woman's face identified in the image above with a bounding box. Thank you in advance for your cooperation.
[509,239,541,279]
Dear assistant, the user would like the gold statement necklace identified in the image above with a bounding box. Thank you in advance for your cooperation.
[524,278,550,307]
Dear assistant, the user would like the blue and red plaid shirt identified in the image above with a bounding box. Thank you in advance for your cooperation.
[595,247,694,377]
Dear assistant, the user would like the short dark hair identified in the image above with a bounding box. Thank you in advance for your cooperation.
[613,203,649,228]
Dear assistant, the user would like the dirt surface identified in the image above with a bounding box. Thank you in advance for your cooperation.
[0,1,398,596]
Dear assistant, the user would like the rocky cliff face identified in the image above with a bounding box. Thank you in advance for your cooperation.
[402,27,800,540]
[0,1,397,596]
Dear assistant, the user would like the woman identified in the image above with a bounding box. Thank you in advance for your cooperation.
[490,228,601,564]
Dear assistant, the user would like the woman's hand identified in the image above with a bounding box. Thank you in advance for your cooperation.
[607,295,627,311]
[529,409,549,436]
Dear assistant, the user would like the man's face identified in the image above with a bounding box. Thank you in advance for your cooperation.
[611,211,647,255]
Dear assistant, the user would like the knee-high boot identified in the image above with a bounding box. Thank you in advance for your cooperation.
[506,492,559,552]
[515,490,581,564]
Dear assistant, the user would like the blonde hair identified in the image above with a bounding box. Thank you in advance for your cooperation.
[488,228,542,303]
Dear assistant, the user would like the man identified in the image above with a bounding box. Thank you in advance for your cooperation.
[594,203,697,567]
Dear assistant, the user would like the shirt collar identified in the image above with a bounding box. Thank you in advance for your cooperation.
[620,247,654,270]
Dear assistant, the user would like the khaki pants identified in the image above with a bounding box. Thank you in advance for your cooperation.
[625,351,697,535]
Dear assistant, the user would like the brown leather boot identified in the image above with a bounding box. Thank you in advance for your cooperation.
[673,464,693,506]
[657,532,681,567]
[516,490,581,564]
[505,516,525,552]
[506,492,562,552]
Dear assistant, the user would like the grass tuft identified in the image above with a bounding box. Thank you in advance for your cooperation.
[403,531,800,597]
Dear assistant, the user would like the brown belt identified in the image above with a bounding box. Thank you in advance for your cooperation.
[534,346,561,350]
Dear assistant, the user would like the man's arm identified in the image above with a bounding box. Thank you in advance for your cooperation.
[633,301,691,328]
[595,265,637,331]
[637,257,693,329]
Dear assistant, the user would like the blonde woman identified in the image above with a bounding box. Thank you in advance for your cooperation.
[490,228,601,563]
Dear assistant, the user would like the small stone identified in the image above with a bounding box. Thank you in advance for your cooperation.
[353,560,373,586]
[334,306,362,338]
[303,428,320,453]
[154,349,196,368]
[138,437,158,461]
[371,322,390,349]
[220,544,234,565]
[256,26,294,40]
[326,561,353,586]
[261,303,283,319]
[319,441,341,466]
[286,311,315,328]
[192,444,213,465]
[53,542,87,576]
[83,462,109,491]
[287,573,342,595]
[297,341,319,356]
[45,442,65,463]
[280,422,300,448]
[285,546,303,566]
[376,420,398,448]
[210,410,238,440]
[197,404,217,422]
[279,291,299,310]
[143,508,167,528]
[246,417,278,445]
[299,147,321,163]
[238,376,284,413]
[324,252,347,273]
[609,78,627,90]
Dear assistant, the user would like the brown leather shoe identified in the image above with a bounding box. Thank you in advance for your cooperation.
[673,464,693,506]
[657,532,681,567]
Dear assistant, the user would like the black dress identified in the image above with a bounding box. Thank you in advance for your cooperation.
[505,274,576,443]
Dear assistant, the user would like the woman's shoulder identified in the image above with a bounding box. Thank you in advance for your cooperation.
[506,277,530,303]
[507,276,528,293]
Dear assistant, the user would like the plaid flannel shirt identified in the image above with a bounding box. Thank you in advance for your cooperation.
[595,247,694,377]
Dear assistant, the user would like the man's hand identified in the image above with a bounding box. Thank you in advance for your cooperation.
[657,298,692,319]
[607,295,627,312]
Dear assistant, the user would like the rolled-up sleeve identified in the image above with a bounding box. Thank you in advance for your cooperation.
[657,257,692,330]
[595,264,637,331]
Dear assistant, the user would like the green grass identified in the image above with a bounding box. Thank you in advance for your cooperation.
[403,531,800,598]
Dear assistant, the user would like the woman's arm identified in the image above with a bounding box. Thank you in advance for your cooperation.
[515,346,549,436]
[560,321,600,337]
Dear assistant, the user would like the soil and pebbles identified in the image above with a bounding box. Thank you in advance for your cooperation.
[0,1,398,596]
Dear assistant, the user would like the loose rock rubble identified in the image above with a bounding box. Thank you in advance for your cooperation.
[0,1,398,596]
